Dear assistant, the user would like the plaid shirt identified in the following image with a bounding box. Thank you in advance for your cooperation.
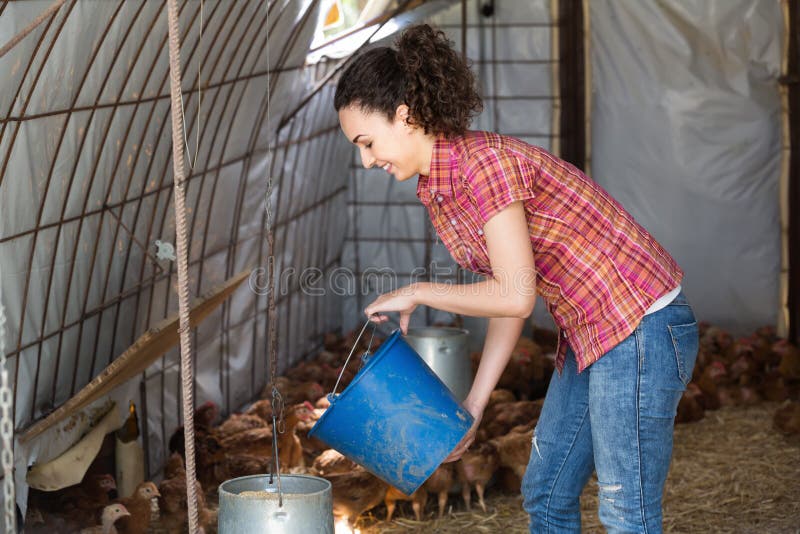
[417,131,683,373]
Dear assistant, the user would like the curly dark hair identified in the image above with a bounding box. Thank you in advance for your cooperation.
[334,24,483,137]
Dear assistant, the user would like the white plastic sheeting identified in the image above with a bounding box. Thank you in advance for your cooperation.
[589,0,784,334]
[0,0,352,517]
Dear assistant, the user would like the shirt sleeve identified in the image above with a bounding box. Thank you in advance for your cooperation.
[462,147,537,226]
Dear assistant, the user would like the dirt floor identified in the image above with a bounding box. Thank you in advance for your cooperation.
[355,402,800,534]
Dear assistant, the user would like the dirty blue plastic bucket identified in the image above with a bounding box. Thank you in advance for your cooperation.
[308,329,473,495]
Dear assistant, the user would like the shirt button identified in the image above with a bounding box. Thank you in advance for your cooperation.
[436,195,443,202]
[477,229,484,235]
[450,218,457,225]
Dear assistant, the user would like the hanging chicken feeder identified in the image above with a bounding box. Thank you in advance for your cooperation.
[218,474,333,534]
[403,327,473,401]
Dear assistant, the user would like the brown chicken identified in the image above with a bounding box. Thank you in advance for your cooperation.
[675,383,705,423]
[482,399,543,438]
[773,400,800,437]
[311,449,358,477]
[384,485,427,521]
[79,503,130,534]
[214,413,269,440]
[487,388,516,407]
[775,339,800,381]
[158,455,215,534]
[491,427,533,481]
[695,360,727,410]
[168,401,225,487]
[211,453,274,487]
[28,473,118,528]
[327,467,388,528]
[422,463,455,518]
[297,407,328,463]
[456,441,499,512]
[113,481,160,534]
[265,377,326,404]
[219,401,314,469]
[243,398,273,420]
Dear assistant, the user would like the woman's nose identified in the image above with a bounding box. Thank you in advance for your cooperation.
[359,147,375,168]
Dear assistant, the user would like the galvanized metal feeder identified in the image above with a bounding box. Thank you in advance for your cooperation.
[218,474,333,534]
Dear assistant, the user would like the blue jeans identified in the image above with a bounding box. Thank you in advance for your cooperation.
[521,292,698,533]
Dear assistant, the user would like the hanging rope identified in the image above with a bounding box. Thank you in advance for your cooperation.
[165,1,200,532]
[0,271,16,534]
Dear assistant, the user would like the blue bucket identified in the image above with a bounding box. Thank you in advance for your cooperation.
[308,328,473,495]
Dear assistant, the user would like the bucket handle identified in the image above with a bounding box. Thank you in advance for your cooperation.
[329,317,378,399]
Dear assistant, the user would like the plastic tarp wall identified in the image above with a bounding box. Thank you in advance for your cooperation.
[589,0,784,334]
[0,0,350,515]
[341,0,557,342]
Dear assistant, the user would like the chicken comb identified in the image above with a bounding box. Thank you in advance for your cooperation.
[303,400,315,411]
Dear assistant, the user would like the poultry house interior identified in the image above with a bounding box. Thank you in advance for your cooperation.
[1,0,799,533]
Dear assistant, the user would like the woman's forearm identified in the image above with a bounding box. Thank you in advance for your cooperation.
[464,316,526,412]
[414,278,535,319]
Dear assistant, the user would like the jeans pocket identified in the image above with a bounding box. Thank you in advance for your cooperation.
[668,321,699,386]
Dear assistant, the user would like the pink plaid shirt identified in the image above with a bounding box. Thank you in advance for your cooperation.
[417,131,683,373]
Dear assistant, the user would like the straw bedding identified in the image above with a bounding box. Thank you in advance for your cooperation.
[357,402,800,533]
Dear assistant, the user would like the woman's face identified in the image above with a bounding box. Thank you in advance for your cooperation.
[338,104,432,181]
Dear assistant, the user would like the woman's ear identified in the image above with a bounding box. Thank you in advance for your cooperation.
[395,104,411,126]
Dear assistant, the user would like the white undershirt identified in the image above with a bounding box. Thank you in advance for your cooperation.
[644,285,682,315]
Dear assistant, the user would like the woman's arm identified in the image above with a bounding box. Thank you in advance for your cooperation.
[445,315,525,461]
[365,201,536,333]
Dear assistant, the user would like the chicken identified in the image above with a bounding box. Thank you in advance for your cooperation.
[775,339,800,381]
[212,454,274,487]
[113,481,160,534]
[79,503,130,534]
[297,407,328,463]
[219,401,314,469]
[487,388,516,407]
[491,427,532,481]
[327,467,388,528]
[243,398,273,420]
[214,413,269,440]
[456,441,499,512]
[28,473,118,528]
[264,377,326,405]
[158,455,215,534]
[675,383,705,424]
[422,463,455,518]
[773,400,800,437]
[311,449,358,477]
[384,485,427,522]
[695,360,727,410]
[758,370,789,402]
[168,401,225,486]
[482,399,543,439]
[474,337,550,400]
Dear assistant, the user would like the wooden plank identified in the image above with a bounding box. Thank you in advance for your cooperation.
[20,269,252,444]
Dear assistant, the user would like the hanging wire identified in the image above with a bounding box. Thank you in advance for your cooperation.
[179,0,203,171]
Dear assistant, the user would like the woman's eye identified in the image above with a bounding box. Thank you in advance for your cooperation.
[365,142,372,148]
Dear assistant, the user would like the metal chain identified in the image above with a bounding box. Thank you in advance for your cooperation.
[263,0,284,505]
[0,275,16,532]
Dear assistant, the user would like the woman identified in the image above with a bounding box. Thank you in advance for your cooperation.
[335,24,698,533]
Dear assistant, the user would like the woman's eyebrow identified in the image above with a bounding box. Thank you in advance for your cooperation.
[352,134,365,143]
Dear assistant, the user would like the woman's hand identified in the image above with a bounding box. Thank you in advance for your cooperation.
[443,398,485,463]
[364,283,423,334]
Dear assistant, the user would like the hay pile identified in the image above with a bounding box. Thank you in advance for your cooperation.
[358,402,800,533]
